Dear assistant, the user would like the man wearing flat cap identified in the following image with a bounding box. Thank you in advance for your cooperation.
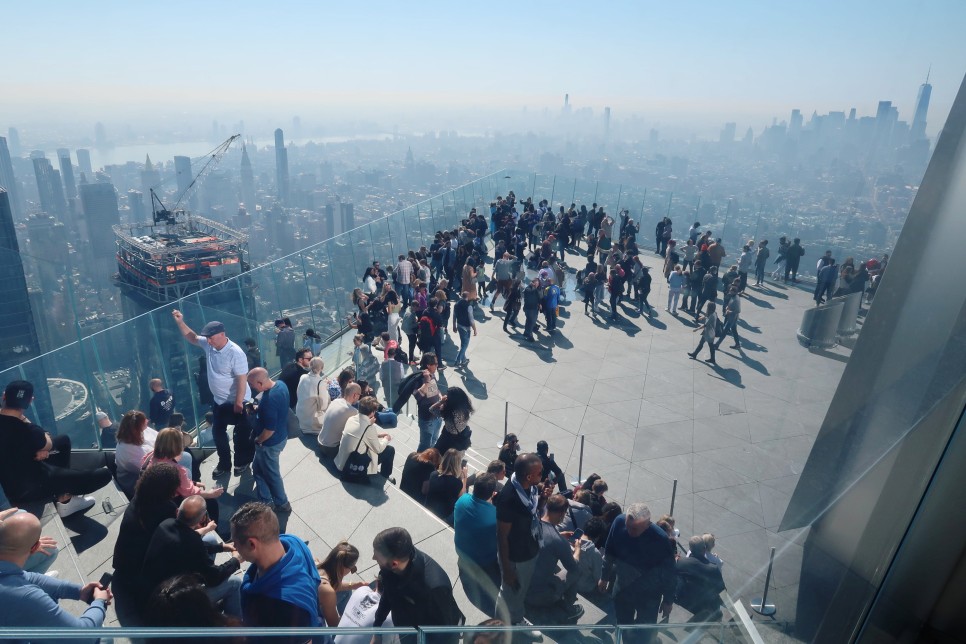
[172,311,255,478]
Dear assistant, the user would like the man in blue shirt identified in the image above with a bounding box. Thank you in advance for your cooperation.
[598,503,676,644]
[0,510,111,637]
[247,368,291,513]
[454,473,499,616]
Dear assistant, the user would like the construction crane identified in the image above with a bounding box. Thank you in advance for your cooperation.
[150,134,240,225]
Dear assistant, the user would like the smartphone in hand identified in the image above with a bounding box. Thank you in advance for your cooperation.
[98,572,113,588]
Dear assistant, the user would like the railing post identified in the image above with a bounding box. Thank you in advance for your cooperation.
[751,546,778,617]
[575,434,586,485]
[504,400,509,441]
[670,479,678,516]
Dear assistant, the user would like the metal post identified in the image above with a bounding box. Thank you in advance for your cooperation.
[670,479,678,516]
[666,191,673,217]
[750,547,778,617]
[576,434,586,484]
[504,400,509,441]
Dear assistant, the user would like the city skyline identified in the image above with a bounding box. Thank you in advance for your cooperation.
[2,1,963,136]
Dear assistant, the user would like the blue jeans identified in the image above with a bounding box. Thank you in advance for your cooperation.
[399,283,413,308]
[252,440,288,505]
[417,417,442,452]
[206,574,243,619]
[455,325,471,364]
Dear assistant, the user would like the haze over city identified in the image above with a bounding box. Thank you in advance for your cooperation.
[3,0,963,143]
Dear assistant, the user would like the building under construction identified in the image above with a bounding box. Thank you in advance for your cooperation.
[114,213,249,304]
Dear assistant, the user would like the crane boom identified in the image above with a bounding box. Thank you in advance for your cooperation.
[152,134,240,225]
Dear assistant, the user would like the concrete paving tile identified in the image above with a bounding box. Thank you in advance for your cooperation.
[644,392,695,419]
[690,494,763,539]
[590,398,643,427]
[507,361,556,386]
[633,419,694,455]
[691,453,756,493]
[544,368,598,405]
[625,463,678,503]
[758,482,793,530]
[589,376,646,405]
[531,387,585,413]
[490,369,543,411]
[637,401,693,428]
[697,483,766,528]
[636,453,694,494]
[533,404,589,434]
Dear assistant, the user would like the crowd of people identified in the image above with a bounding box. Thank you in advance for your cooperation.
[0,191,890,641]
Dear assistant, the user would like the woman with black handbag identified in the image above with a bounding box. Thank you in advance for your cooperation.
[432,387,474,455]
[334,397,396,485]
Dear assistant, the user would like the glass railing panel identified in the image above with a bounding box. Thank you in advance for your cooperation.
[571,177,597,211]
[404,205,425,252]
[427,195,444,235]
[146,302,207,433]
[370,217,395,274]
[301,244,343,341]
[25,341,99,448]
[386,206,410,261]
[619,185,651,247]
[348,225,376,289]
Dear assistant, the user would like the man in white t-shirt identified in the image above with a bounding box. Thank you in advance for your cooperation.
[317,383,362,458]
[172,311,254,478]
[335,582,394,644]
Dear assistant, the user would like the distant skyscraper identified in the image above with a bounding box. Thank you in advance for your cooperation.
[76,148,93,181]
[57,149,77,202]
[274,128,290,205]
[563,93,571,115]
[340,202,354,232]
[173,155,196,209]
[25,212,68,289]
[128,189,145,221]
[604,106,611,136]
[0,188,42,371]
[32,157,68,218]
[0,137,22,219]
[79,181,121,279]
[720,122,737,144]
[240,145,256,213]
[6,128,21,157]
[874,100,897,146]
[174,155,192,195]
[789,109,804,139]
[911,74,932,141]
[94,122,108,148]
[141,155,161,196]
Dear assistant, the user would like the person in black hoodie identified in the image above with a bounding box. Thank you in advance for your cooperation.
[536,440,568,493]
[112,462,181,623]
[141,495,243,618]
[372,527,463,644]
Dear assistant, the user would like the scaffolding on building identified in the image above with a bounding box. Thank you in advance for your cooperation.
[113,212,249,304]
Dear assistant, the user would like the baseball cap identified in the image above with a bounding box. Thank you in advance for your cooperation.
[199,321,226,337]
[3,380,34,409]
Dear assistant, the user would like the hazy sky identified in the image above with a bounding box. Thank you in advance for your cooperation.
[3,0,964,133]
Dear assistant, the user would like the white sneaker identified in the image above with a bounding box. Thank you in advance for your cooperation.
[56,495,96,518]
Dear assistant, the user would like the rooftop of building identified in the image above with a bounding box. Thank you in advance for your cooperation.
[41,240,850,642]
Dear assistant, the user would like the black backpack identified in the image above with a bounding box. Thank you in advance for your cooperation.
[417,315,436,351]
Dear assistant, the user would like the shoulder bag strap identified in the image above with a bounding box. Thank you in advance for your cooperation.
[353,423,373,454]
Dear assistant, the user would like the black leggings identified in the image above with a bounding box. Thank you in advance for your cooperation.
[15,436,113,504]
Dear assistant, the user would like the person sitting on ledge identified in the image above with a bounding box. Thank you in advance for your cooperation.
[0,380,112,518]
